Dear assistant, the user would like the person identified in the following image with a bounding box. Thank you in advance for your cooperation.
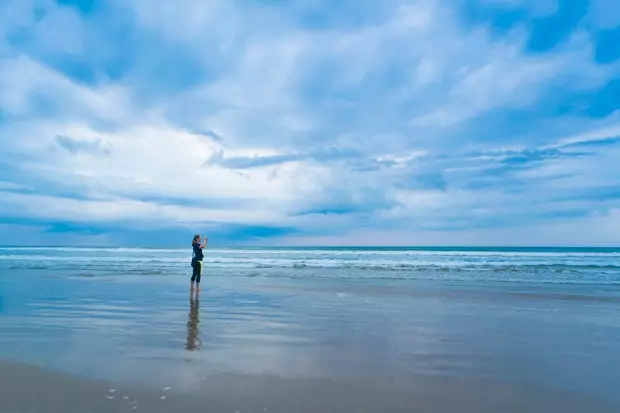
[190,234,207,291]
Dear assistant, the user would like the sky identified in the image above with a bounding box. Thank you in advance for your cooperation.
[0,0,619,247]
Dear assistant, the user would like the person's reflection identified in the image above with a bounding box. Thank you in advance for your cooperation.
[185,292,202,351]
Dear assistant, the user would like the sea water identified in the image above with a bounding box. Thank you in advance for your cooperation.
[1,246,619,406]
[1,246,619,283]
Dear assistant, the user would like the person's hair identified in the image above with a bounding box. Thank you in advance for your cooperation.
[192,234,200,244]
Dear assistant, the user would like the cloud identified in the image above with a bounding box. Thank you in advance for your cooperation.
[204,149,305,169]
[0,0,619,246]
[55,135,112,155]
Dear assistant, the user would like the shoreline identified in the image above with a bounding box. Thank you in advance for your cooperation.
[1,358,616,413]
[2,248,620,411]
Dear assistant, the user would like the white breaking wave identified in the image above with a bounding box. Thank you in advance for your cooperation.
[0,246,617,290]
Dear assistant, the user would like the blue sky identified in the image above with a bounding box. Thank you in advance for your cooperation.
[0,0,619,247]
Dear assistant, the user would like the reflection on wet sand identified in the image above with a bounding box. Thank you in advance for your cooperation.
[185,292,201,351]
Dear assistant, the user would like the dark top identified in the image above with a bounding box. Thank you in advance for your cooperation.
[192,241,204,261]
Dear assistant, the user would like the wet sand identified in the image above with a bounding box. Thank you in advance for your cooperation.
[2,268,620,412]
[1,359,616,413]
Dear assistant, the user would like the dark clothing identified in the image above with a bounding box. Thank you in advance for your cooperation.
[192,242,204,261]
[191,241,204,283]
[191,259,202,283]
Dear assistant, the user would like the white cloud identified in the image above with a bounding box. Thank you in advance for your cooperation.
[0,190,290,227]
[0,53,133,122]
[272,211,620,247]
[547,122,620,149]
[0,0,619,244]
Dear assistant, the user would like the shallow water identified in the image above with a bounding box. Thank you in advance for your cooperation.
[1,246,620,283]
[1,247,620,407]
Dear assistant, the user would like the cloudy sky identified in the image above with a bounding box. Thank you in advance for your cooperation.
[0,0,619,247]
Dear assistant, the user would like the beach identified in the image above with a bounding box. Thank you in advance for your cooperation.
[2,358,616,413]
[1,246,619,412]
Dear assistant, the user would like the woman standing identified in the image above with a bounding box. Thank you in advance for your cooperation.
[191,234,207,291]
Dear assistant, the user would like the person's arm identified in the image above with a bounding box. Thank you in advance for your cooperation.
[201,237,208,248]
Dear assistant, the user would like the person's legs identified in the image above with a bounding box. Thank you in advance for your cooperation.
[195,261,203,291]
[191,260,198,290]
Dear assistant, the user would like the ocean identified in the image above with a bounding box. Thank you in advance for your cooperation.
[1,245,619,283]
[1,246,620,411]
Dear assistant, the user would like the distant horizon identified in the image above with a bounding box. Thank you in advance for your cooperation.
[1,244,619,250]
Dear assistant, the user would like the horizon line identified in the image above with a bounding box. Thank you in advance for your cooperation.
[0,245,619,249]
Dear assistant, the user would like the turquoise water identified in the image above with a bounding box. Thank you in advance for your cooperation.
[1,246,620,407]
[1,246,619,283]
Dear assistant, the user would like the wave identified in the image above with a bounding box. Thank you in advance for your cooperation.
[2,247,619,285]
[1,250,618,267]
[215,272,620,285]
[3,261,619,274]
[199,262,620,273]
[7,268,619,285]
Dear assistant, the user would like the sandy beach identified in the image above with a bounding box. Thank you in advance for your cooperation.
[2,358,616,413]
[1,247,620,412]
